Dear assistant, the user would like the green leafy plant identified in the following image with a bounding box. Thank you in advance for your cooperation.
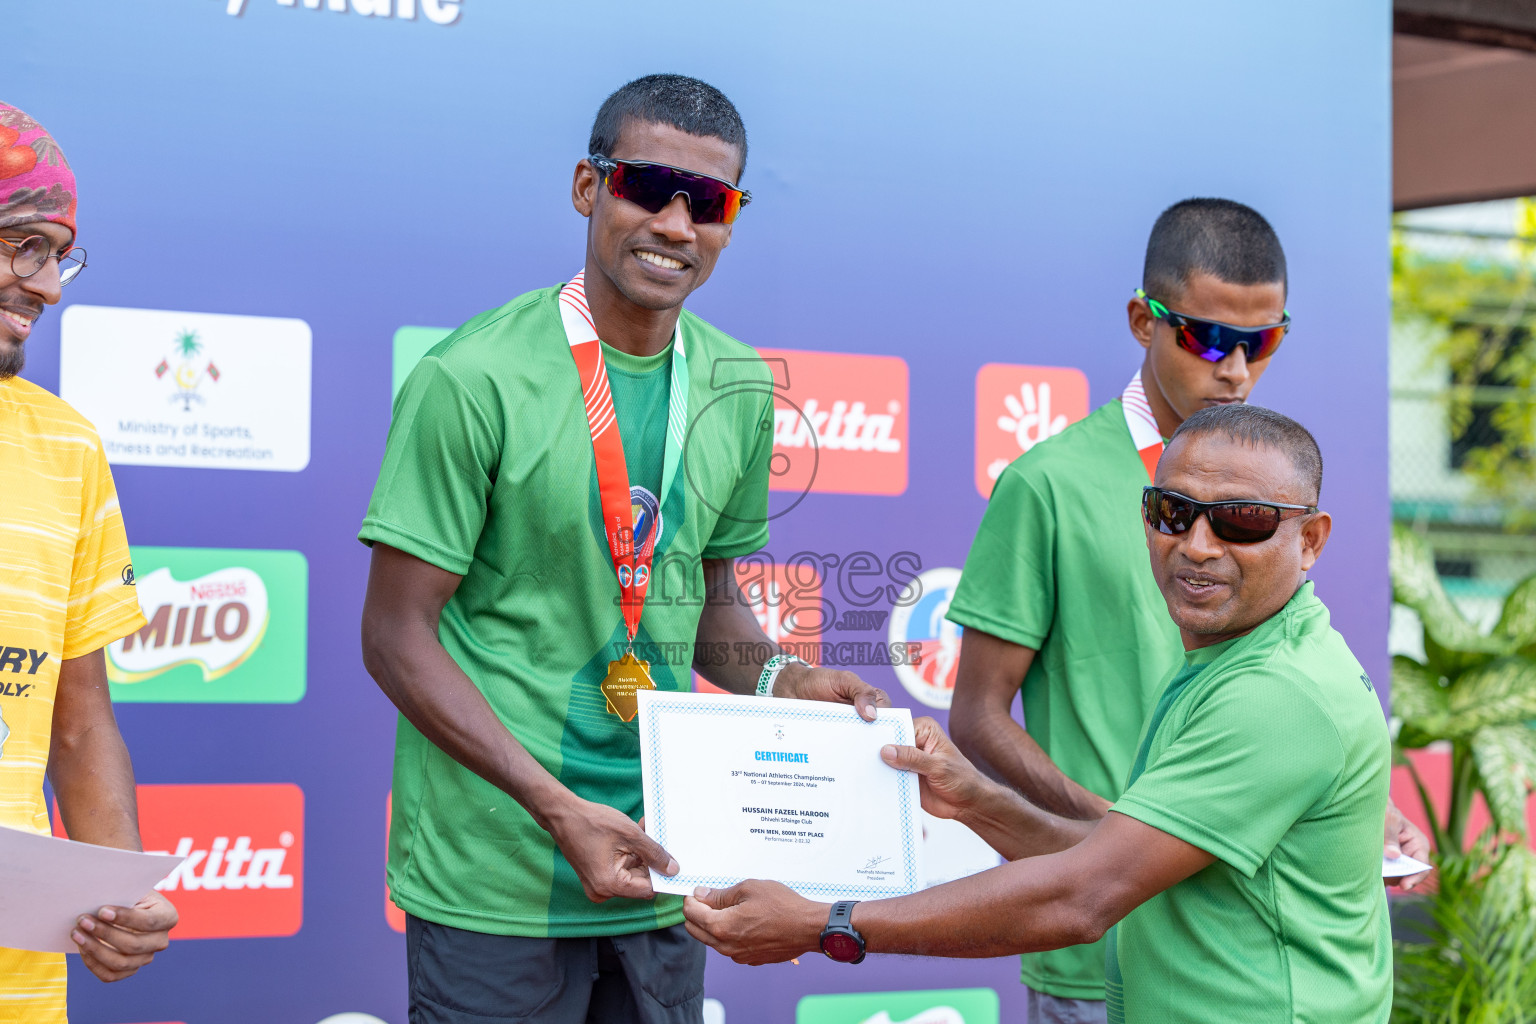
[1390,523,1536,853]
[1391,842,1536,1024]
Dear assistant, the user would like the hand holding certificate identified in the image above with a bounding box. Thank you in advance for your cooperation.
[638,690,922,902]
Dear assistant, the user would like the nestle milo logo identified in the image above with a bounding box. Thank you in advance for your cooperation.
[106,547,307,704]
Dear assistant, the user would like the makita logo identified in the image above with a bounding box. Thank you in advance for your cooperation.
[108,566,269,682]
[773,398,902,453]
[757,348,909,496]
[132,784,304,939]
[152,834,296,892]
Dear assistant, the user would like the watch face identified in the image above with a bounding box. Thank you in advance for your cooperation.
[821,931,861,963]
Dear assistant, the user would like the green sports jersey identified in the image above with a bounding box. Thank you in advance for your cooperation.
[1105,583,1392,1024]
[946,397,1183,998]
[360,285,774,937]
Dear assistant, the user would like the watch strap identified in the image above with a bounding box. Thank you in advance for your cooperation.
[756,653,806,697]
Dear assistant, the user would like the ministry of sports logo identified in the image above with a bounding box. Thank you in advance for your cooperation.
[888,567,964,709]
[155,329,221,411]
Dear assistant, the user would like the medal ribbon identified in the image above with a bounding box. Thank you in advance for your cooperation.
[1121,371,1164,480]
[559,271,689,646]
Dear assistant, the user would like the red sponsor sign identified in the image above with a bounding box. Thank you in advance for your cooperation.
[131,784,303,940]
[386,792,406,933]
[695,558,824,693]
[757,348,908,496]
[974,363,1089,497]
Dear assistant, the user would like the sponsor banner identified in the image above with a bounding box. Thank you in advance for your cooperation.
[974,363,1089,498]
[796,988,1000,1024]
[57,784,305,940]
[695,559,824,694]
[60,305,312,472]
[888,567,962,710]
[106,547,307,703]
[385,792,406,933]
[757,348,908,497]
[392,325,452,400]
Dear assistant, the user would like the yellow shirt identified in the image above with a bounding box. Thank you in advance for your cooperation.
[0,376,144,1022]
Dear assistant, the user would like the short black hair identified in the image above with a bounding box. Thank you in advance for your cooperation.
[1142,198,1286,304]
[589,74,748,180]
[1168,403,1322,503]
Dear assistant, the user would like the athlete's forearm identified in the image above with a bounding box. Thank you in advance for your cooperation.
[955,708,1110,820]
[49,650,142,851]
[362,618,576,829]
[957,777,1097,860]
[693,557,780,695]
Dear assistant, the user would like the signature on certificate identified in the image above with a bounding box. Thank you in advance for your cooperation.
[865,854,890,869]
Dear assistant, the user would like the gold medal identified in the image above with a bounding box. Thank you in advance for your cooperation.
[600,651,655,723]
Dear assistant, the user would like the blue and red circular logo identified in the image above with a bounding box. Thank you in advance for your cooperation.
[617,564,633,588]
[888,566,964,709]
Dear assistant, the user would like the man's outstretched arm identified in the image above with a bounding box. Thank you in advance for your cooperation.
[684,811,1214,964]
[949,627,1111,819]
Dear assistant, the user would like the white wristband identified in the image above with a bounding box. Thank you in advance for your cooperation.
[756,654,806,697]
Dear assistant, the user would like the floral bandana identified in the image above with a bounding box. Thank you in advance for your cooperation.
[0,102,76,238]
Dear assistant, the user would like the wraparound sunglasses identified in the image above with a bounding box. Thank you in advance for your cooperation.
[590,154,751,225]
[1142,486,1316,544]
[1136,289,1289,363]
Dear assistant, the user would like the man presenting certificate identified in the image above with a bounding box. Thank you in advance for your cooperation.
[683,407,1397,1024]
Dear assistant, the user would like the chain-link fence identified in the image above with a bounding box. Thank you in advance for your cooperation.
[1391,201,1536,628]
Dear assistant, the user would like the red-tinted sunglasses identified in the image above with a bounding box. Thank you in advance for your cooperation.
[590,155,751,225]
[1143,486,1316,544]
[1136,289,1289,363]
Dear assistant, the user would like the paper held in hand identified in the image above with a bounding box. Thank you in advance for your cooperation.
[1382,852,1433,878]
[637,690,923,903]
[0,825,184,953]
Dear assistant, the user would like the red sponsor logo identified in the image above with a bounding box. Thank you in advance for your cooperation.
[386,792,406,933]
[757,348,908,496]
[138,784,304,939]
[975,363,1089,497]
[695,559,824,693]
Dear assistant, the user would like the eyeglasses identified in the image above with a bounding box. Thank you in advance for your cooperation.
[589,155,751,225]
[1142,486,1316,544]
[0,235,87,286]
[1136,289,1288,363]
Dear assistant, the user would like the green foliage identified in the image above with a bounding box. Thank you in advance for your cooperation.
[1393,199,1536,518]
[1390,523,1536,852]
[1392,845,1536,1024]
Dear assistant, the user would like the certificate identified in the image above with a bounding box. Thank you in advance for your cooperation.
[638,690,922,902]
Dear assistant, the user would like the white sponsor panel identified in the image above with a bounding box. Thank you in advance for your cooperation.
[108,566,269,682]
[921,811,1002,889]
[60,304,312,472]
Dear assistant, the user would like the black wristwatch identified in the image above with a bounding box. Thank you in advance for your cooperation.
[819,900,865,963]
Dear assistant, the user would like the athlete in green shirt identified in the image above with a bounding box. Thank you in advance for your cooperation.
[944,199,1426,1021]
[358,75,884,1024]
[683,405,1393,1024]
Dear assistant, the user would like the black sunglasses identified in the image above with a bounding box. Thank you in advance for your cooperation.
[1142,486,1316,544]
[589,154,750,225]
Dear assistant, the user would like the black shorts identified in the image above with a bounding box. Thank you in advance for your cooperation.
[406,914,705,1024]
